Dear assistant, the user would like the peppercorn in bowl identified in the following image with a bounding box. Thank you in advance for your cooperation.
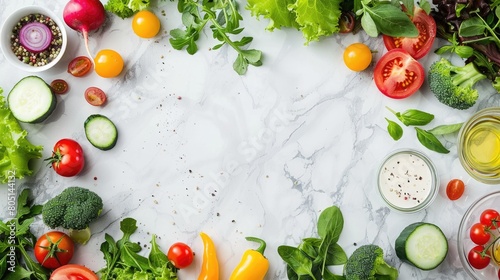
[0,5,67,72]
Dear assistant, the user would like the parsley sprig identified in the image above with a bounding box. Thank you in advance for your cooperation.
[169,0,263,75]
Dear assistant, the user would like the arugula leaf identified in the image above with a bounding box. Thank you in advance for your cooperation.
[415,128,450,154]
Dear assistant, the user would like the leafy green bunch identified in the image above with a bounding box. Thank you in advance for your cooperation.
[170,0,263,75]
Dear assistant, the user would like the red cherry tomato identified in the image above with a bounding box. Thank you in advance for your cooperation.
[68,56,93,77]
[50,264,99,280]
[383,7,436,59]
[167,242,194,269]
[467,245,491,270]
[50,79,69,94]
[47,139,85,177]
[84,87,107,106]
[480,209,500,229]
[34,231,74,269]
[373,49,424,99]
[446,179,465,200]
[470,223,491,245]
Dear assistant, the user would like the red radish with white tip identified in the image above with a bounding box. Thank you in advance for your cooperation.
[63,0,106,59]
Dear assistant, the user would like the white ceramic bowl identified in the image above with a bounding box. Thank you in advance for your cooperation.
[0,5,67,72]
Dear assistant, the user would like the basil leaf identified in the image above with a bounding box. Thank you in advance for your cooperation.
[434,45,454,55]
[386,118,403,140]
[361,13,378,37]
[428,123,463,135]
[455,45,474,58]
[401,0,414,16]
[459,17,486,37]
[365,4,418,37]
[397,109,434,126]
[419,0,431,14]
[415,128,450,154]
[277,246,315,278]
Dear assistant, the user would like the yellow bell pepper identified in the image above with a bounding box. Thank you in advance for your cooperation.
[229,237,269,280]
[198,232,219,280]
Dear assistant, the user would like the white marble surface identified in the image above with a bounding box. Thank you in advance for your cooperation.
[1,0,500,279]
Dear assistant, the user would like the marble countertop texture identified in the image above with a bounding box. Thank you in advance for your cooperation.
[1,0,500,279]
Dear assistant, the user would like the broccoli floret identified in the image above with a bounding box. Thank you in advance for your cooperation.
[428,58,486,110]
[492,76,500,93]
[42,186,103,244]
[344,244,398,280]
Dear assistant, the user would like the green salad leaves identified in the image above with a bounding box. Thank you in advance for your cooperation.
[0,90,43,184]
[104,0,152,19]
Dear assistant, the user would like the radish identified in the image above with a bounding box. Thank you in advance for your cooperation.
[63,0,106,59]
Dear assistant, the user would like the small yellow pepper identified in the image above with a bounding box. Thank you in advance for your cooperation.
[229,237,269,280]
[198,232,219,280]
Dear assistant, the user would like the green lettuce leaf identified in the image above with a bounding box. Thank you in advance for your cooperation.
[0,90,42,183]
[104,0,151,19]
[246,0,298,30]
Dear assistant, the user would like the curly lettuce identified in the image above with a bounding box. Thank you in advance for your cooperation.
[104,0,151,19]
[0,89,43,183]
[247,0,343,43]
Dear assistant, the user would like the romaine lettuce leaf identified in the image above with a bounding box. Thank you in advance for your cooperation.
[0,90,42,184]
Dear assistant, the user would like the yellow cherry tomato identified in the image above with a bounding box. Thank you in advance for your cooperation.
[343,43,372,72]
[94,49,124,78]
[132,10,161,38]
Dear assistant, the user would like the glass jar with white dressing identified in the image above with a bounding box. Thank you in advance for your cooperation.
[377,149,439,213]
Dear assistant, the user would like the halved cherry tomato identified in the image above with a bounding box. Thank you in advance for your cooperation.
[480,209,500,229]
[84,87,107,106]
[467,245,491,270]
[167,242,194,269]
[94,49,124,78]
[373,49,424,99]
[68,56,93,77]
[383,7,436,60]
[343,43,372,72]
[446,179,465,200]
[46,138,85,177]
[50,264,99,280]
[132,10,161,38]
[470,223,491,245]
[339,12,356,33]
[35,231,74,269]
[50,79,69,94]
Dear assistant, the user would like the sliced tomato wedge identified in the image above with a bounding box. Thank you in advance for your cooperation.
[50,264,98,280]
[383,7,436,60]
[374,49,424,99]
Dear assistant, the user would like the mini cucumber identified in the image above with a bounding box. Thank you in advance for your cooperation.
[8,76,56,123]
[84,114,118,150]
[395,222,448,270]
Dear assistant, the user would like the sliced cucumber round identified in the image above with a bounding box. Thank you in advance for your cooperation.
[395,222,448,270]
[8,76,56,123]
[84,114,118,150]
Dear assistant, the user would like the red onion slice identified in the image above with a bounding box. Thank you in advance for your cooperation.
[19,22,53,53]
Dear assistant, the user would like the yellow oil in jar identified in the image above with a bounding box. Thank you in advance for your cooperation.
[462,117,500,179]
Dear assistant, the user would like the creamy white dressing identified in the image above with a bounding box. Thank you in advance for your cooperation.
[379,152,433,210]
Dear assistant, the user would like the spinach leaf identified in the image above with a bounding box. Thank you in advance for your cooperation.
[415,128,450,154]
[386,118,403,140]
[278,246,316,279]
[364,3,418,37]
[317,206,343,243]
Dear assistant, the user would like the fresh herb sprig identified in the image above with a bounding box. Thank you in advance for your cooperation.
[277,206,347,280]
[170,0,262,75]
[385,107,463,154]
[0,189,49,280]
[99,218,178,279]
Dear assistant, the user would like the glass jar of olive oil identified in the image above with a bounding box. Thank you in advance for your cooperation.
[458,107,500,184]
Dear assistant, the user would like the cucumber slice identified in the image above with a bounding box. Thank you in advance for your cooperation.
[395,222,448,270]
[8,76,56,123]
[84,114,118,150]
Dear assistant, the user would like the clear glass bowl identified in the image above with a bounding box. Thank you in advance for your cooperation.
[457,107,500,184]
[458,191,500,279]
[377,149,439,213]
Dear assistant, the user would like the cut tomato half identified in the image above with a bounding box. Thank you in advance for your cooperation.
[374,49,424,99]
[50,264,98,280]
[383,7,436,60]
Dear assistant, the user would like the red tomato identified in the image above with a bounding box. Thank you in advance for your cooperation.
[468,245,491,270]
[470,223,491,245]
[446,179,465,200]
[50,264,99,280]
[373,49,424,99]
[47,139,85,177]
[50,79,69,94]
[498,268,500,279]
[68,56,93,77]
[167,242,194,269]
[35,231,74,269]
[480,209,500,229]
[383,7,436,59]
[84,87,107,106]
